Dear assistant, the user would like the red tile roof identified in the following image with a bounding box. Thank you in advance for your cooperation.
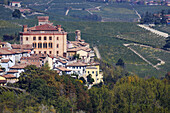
[10,64,28,69]
[0,69,3,72]
[55,67,71,72]
[1,59,11,63]
[58,60,67,64]
[67,47,91,52]
[7,70,18,73]
[2,74,16,79]
[66,62,86,67]
[0,48,15,55]
[29,24,58,31]
[11,44,33,50]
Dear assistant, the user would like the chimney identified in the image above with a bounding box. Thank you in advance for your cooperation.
[57,25,62,32]
[75,30,81,41]
[23,25,28,32]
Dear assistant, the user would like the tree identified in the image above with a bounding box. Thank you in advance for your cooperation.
[87,74,94,85]
[12,9,21,18]
[116,58,125,68]
[3,0,8,5]
[163,36,170,49]
[79,77,86,84]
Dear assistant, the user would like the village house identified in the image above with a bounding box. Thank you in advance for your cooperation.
[2,74,18,84]
[9,1,21,7]
[0,76,6,86]
[9,63,28,78]
[0,48,16,72]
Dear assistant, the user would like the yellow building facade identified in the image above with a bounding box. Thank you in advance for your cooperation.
[85,63,103,84]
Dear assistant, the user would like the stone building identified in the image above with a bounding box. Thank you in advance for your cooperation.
[20,16,67,57]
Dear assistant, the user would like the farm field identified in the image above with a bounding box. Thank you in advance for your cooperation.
[153,25,170,35]
[133,5,170,15]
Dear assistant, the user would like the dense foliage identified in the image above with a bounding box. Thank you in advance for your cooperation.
[140,10,169,25]
[0,64,169,112]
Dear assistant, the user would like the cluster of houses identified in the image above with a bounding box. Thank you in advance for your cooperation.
[0,16,103,86]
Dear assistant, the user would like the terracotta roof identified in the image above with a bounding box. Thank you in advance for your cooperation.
[58,60,67,64]
[0,48,15,55]
[87,62,100,66]
[7,70,18,73]
[86,66,97,69]
[11,44,33,50]
[11,1,21,3]
[2,74,16,79]
[55,67,71,72]
[0,69,3,72]
[0,42,7,45]
[67,47,91,52]
[29,24,58,31]
[10,64,28,69]
[66,62,86,67]
[69,41,89,47]
[1,59,11,63]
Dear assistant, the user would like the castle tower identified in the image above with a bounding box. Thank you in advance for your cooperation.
[75,30,81,41]
[37,16,50,25]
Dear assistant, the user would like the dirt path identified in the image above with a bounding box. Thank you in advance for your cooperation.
[93,46,101,59]
[65,9,70,16]
[138,24,169,37]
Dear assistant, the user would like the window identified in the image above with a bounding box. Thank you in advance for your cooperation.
[49,51,52,54]
[73,66,75,69]
[56,51,59,55]
[44,36,47,40]
[92,71,94,74]
[57,44,59,48]
[49,36,52,40]
[34,51,36,54]
[26,37,28,41]
[88,71,90,74]
[32,43,37,48]
[33,37,36,40]
[49,43,53,48]
[39,36,41,40]
[43,43,47,48]
[44,51,46,54]
[38,43,42,48]
[39,51,41,54]
[57,37,59,40]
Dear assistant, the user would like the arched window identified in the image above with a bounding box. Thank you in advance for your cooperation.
[32,43,37,48]
[38,43,42,48]
[57,37,59,40]
[43,43,47,48]
[26,37,28,41]
[56,44,59,48]
[48,43,53,48]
